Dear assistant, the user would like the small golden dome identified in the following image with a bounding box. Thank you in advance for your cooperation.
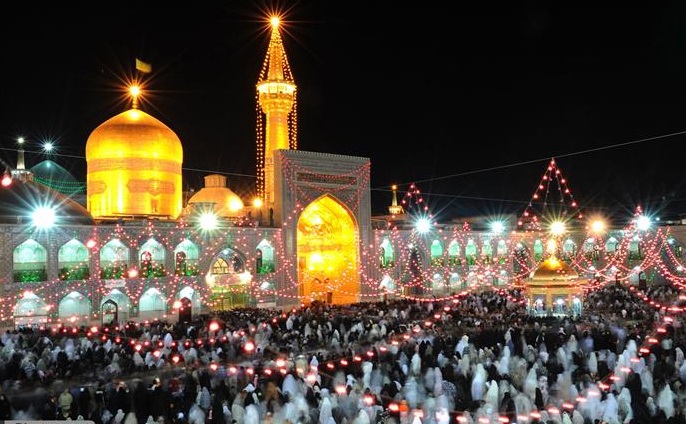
[185,174,245,218]
[530,256,579,281]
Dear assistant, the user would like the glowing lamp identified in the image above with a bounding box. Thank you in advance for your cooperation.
[549,221,566,236]
[636,215,651,231]
[491,221,505,235]
[199,212,218,230]
[209,321,220,332]
[127,268,139,278]
[590,219,606,234]
[415,217,432,233]
[1,173,11,187]
[244,341,255,352]
[31,206,57,229]
[86,238,97,249]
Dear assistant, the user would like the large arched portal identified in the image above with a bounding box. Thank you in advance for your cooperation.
[297,195,359,305]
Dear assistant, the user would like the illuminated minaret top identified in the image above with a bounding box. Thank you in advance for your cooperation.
[256,16,297,212]
[16,137,26,171]
[388,185,405,215]
[11,137,32,181]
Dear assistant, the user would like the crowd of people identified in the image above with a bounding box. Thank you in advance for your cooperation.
[0,280,685,424]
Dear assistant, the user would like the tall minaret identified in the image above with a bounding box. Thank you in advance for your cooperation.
[388,185,405,215]
[11,137,32,181]
[16,137,26,171]
[256,16,297,214]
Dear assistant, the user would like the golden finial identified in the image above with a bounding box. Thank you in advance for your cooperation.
[129,85,141,109]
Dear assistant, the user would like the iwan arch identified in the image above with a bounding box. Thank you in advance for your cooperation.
[276,149,372,306]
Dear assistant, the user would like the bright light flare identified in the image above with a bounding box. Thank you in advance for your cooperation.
[549,221,566,236]
[199,212,218,230]
[415,217,432,233]
[636,215,651,231]
[31,206,57,229]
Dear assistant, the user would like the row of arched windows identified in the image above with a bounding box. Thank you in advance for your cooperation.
[377,235,662,270]
[12,237,277,283]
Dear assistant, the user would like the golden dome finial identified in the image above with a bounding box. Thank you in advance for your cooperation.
[129,85,142,109]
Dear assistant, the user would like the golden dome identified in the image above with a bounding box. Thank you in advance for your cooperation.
[85,108,183,219]
[185,174,245,218]
[86,109,183,159]
[530,256,579,281]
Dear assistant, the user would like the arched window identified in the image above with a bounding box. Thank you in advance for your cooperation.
[100,239,130,279]
[256,239,275,273]
[606,237,619,254]
[562,239,577,258]
[430,240,443,265]
[448,240,460,265]
[174,239,199,276]
[58,239,90,280]
[629,237,642,260]
[212,258,230,275]
[533,240,544,262]
[13,239,48,282]
[380,238,394,268]
[139,238,166,278]
[481,238,493,264]
[496,240,508,263]
[465,240,478,265]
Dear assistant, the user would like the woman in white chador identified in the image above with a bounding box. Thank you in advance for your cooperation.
[599,391,619,424]
[243,404,259,424]
[470,363,487,402]
[403,375,424,409]
[480,380,496,410]
[656,382,676,420]
[523,365,539,400]
[411,352,422,376]
[617,387,633,423]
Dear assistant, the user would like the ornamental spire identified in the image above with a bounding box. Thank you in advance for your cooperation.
[256,15,298,213]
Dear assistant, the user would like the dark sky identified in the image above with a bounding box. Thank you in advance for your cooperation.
[3,2,686,223]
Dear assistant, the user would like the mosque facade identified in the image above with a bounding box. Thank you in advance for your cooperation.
[1,19,686,329]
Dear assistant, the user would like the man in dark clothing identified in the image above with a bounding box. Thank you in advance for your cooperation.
[499,391,516,423]
[109,382,131,415]
[149,377,168,421]
[133,380,151,424]
[0,393,12,419]
[41,392,59,420]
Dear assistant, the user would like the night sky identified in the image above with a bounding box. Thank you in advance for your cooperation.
[3,2,686,224]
